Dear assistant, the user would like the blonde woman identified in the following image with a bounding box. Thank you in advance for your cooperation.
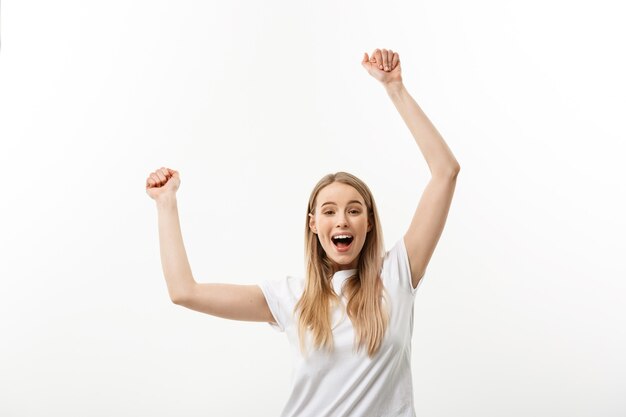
[146,48,460,417]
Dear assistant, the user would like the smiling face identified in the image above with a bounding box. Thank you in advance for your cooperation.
[309,181,372,271]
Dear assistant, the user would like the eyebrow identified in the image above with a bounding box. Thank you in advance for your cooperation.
[321,200,363,207]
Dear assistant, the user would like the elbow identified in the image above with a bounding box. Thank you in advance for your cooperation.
[170,293,186,305]
[434,164,460,179]
[448,163,460,175]
[167,279,196,305]
[169,287,194,306]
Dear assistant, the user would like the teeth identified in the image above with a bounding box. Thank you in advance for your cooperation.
[333,234,353,239]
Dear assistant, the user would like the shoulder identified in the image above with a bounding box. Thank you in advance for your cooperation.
[259,275,305,303]
[381,237,419,295]
[382,238,408,272]
[258,275,305,332]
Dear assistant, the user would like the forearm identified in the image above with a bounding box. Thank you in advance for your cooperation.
[155,196,196,301]
[385,82,460,176]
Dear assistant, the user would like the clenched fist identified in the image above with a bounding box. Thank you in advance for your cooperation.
[145,167,180,201]
[361,48,402,86]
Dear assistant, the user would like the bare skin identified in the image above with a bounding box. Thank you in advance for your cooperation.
[308,182,372,272]
[146,47,459,321]
[146,167,275,323]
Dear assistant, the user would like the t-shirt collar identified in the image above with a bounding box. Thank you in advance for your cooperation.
[331,268,358,295]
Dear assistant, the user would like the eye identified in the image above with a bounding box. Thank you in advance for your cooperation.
[323,210,334,215]
[349,209,360,214]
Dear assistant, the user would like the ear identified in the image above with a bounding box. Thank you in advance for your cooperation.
[308,213,317,234]
[367,218,372,232]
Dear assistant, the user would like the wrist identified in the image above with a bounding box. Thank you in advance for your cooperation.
[155,194,178,210]
[384,81,405,95]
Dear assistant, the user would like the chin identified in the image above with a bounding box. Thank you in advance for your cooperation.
[329,254,359,269]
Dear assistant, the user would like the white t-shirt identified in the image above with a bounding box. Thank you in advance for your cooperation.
[259,237,423,417]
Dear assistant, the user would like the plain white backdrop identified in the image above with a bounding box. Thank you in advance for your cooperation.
[1,0,624,416]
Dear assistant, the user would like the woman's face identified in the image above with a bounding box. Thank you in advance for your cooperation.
[309,182,371,271]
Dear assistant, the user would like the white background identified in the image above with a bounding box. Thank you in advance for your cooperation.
[1,1,624,416]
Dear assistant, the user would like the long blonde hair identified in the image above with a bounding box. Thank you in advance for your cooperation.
[294,172,389,358]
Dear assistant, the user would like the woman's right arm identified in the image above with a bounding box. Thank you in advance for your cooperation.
[148,168,276,324]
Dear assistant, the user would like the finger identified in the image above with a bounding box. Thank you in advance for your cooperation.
[386,50,394,71]
[150,173,161,186]
[376,49,385,70]
[160,167,171,178]
[392,52,400,69]
[362,52,369,65]
[382,49,390,71]
[369,54,377,65]
[374,49,384,70]
[146,177,156,188]
[154,171,167,183]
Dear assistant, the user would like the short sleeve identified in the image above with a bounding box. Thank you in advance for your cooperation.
[258,278,291,333]
[383,237,424,296]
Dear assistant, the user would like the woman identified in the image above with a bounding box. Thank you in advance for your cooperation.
[146,48,460,417]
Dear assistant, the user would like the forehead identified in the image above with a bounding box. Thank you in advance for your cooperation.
[316,182,364,206]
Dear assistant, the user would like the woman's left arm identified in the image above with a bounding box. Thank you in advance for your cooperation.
[387,83,460,289]
[363,49,461,289]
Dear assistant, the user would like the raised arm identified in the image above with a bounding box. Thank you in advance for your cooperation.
[362,50,460,289]
[146,167,276,323]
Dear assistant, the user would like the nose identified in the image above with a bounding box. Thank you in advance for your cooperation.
[335,213,348,228]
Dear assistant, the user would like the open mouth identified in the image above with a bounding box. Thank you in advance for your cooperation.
[331,235,354,250]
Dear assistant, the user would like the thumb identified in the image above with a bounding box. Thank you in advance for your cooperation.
[362,52,370,66]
